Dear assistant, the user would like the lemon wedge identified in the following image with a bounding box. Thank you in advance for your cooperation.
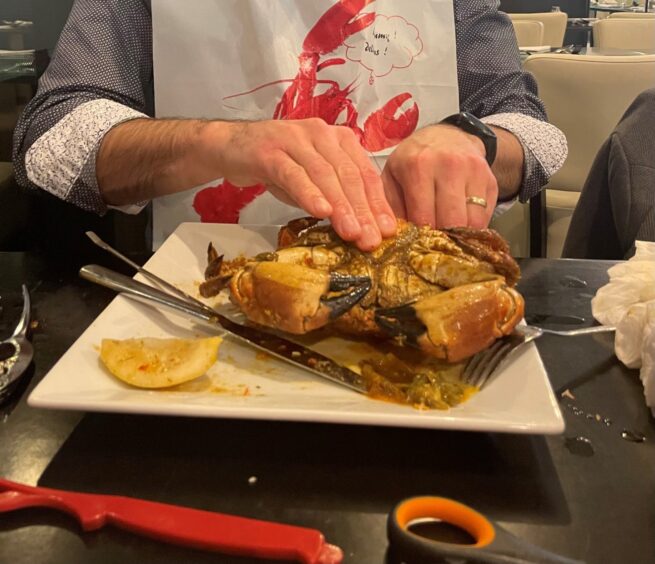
[99,336,222,388]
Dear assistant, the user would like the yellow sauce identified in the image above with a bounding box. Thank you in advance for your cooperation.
[358,346,476,410]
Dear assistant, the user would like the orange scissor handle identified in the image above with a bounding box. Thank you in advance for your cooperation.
[392,496,495,547]
[388,496,584,564]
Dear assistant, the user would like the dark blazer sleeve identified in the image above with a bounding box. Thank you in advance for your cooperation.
[562,88,655,259]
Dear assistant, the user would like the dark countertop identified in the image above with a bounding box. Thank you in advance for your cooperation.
[0,252,653,564]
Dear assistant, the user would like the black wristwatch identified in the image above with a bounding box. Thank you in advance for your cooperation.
[440,112,497,166]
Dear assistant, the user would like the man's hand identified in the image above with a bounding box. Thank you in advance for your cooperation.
[382,123,523,229]
[98,117,396,251]
[211,119,396,250]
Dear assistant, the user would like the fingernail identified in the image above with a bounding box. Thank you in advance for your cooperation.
[376,214,397,236]
[313,197,332,217]
[360,224,381,250]
[339,215,361,238]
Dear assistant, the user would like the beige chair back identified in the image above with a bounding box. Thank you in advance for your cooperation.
[593,19,655,50]
[511,20,545,46]
[524,54,655,192]
[608,12,655,19]
[508,12,567,47]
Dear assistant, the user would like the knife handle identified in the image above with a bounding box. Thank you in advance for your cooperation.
[79,265,217,323]
[0,478,342,564]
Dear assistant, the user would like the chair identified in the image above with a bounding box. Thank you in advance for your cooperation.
[508,12,568,47]
[608,12,655,19]
[523,54,655,257]
[593,19,655,51]
[512,20,545,46]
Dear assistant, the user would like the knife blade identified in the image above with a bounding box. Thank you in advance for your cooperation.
[79,265,369,394]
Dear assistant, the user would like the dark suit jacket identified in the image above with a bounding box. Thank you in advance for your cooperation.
[562,88,655,260]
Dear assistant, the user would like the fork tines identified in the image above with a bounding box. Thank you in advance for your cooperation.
[463,332,527,389]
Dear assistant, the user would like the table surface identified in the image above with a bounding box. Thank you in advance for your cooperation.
[0,251,654,564]
[589,3,650,12]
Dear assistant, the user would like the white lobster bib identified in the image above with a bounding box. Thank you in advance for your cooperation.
[152,0,459,247]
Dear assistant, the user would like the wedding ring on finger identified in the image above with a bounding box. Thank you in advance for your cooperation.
[465,196,488,208]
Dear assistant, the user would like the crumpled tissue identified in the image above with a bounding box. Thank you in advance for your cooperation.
[592,241,655,415]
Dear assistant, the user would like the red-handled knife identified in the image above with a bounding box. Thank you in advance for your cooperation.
[0,478,343,564]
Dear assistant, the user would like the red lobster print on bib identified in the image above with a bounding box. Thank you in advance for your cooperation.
[193,0,421,223]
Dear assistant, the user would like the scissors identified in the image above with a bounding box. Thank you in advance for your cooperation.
[388,496,583,564]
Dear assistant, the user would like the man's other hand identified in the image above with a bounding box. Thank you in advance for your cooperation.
[382,124,499,230]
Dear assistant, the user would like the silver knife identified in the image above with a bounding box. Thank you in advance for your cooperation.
[79,264,369,394]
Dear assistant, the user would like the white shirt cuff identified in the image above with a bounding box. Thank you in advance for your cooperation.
[481,112,567,178]
[25,98,148,210]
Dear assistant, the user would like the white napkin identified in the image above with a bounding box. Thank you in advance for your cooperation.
[592,241,655,415]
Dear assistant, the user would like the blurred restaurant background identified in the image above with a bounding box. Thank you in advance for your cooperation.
[1,0,654,258]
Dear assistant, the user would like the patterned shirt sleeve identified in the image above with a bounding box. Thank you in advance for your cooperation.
[455,0,567,202]
[12,0,154,215]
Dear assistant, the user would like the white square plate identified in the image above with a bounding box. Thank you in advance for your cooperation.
[29,223,564,434]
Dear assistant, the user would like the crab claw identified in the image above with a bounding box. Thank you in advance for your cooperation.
[230,262,371,334]
[325,272,372,317]
[375,280,524,362]
[361,92,419,152]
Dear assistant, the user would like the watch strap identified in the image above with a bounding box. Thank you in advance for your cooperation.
[441,112,497,166]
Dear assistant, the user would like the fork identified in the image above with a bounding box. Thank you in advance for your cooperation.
[462,323,615,389]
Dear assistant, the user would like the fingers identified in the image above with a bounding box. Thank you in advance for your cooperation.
[338,131,397,239]
[381,167,407,219]
[232,119,397,250]
[430,154,469,228]
[285,145,365,242]
[267,152,334,219]
[276,121,394,251]
[300,140,379,249]
[463,175,497,229]
[464,159,497,229]
[389,148,496,230]
[388,151,436,227]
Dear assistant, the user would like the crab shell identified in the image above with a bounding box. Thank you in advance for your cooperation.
[217,219,525,363]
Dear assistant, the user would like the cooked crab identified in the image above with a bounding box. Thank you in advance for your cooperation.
[202,218,524,363]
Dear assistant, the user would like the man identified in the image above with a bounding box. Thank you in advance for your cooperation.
[13,0,566,251]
